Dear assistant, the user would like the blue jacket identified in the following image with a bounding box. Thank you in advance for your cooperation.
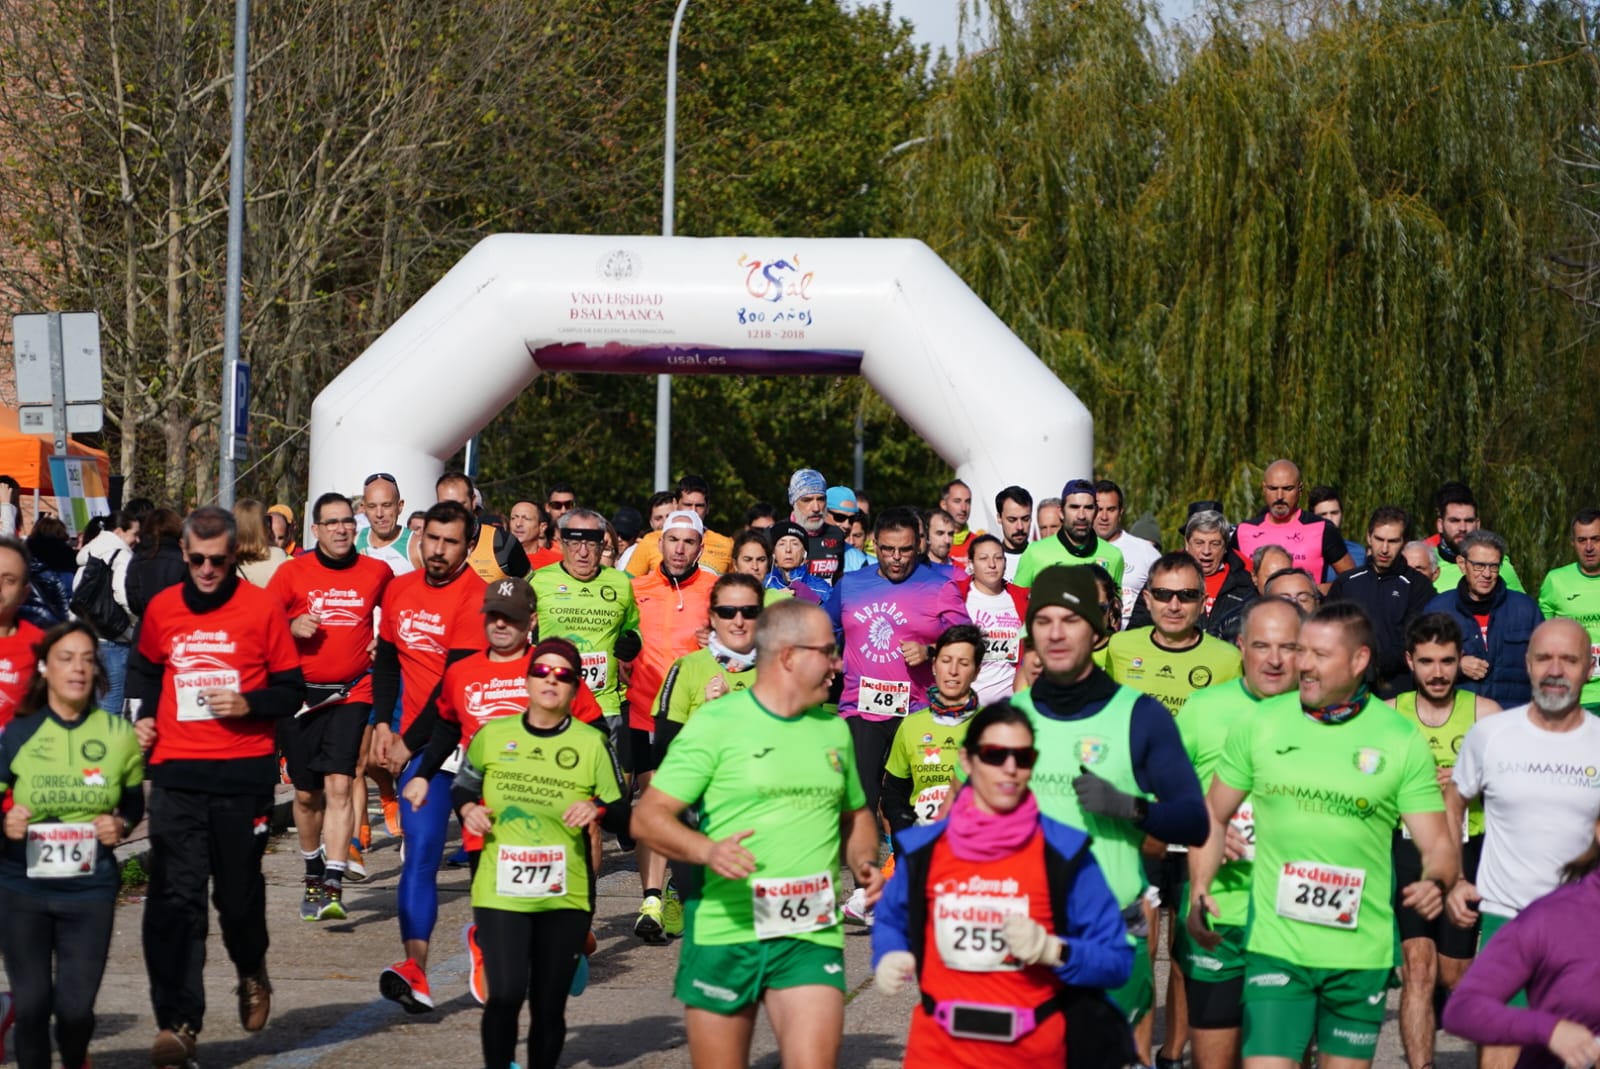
[765,567,830,603]
[1424,579,1544,707]
[872,805,1135,993]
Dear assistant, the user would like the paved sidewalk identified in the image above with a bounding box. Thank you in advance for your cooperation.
[5,816,1477,1068]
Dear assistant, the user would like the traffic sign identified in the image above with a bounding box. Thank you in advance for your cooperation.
[18,404,104,435]
[12,312,102,403]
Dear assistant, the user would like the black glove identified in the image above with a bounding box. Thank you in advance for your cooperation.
[1072,764,1141,821]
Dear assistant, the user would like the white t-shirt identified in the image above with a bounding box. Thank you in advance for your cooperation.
[1003,546,1024,584]
[1109,532,1161,627]
[966,587,1023,706]
[1452,706,1600,916]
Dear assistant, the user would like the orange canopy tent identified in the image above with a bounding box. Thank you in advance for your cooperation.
[0,405,111,491]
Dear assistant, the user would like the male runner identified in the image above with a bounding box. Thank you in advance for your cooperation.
[1428,481,1526,594]
[1012,564,1209,1031]
[434,472,529,582]
[0,536,42,728]
[787,468,847,584]
[1035,497,1063,541]
[370,500,487,1012]
[1536,507,1600,713]
[1106,550,1242,1066]
[1096,479,1162,628]
[127,507,306,1066]
[267,491,391,918]
[1177,596,1304,1069]
[1229,459,1353,585]
[1389,613,1499,1069]
[1423,529,1543,707]
[1188,601,1458,1069]
[1014,479,1125,588]
[1328,505,1433,696]
[626,475,735,576]
[922,508,959,572]
[993,485,1033,582]
[1445,617,1600,1069]
[632,598,883,1069]
[352,472,409,852]
[938,479,985,564]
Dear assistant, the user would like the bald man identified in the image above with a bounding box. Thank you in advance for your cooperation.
[1230,460,1353,587]
[1444,617,1600,1069]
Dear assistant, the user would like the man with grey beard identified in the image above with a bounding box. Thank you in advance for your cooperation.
[1444,617,1600,1069]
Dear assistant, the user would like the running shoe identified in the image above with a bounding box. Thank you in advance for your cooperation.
[236,967,272,1031]
[464,924,487,1005]
[662,883,684,939]
[380,794,401,838]
[315,884,347,922]
[445,845,471,868]
[345,842,368,882]
[299,878,326,921]
[149,1023,198,1068]
[358,822,372,851]
[842,886,874,927]
[0,990,14,1063]
[379,958,434,1014]
[881,853,897,880]
[634,895,667,944]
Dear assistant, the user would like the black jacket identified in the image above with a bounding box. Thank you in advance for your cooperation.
[1327,561,1435,694]
[1127,550,1256,643]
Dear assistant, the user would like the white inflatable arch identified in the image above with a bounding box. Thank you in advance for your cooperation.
[308,234,1092,531]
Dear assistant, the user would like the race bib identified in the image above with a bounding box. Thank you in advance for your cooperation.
[1275,861,1364,929]
[750,870,839,940]
[441,744,464,776]
[26,824,98,879]
[1228,802,1256,861]
[914,783,950,825]
[1590,643,1599,680]
[859,676,911,717]
[581,651,609,691]
[981,626,1020,665]
[933,893,1029,972]
[174,668,241,722]
[495,845,567,898]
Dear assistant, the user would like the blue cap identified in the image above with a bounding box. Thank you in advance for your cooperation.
[826,486,858,515]
[1061,478,1096,500]
[788,468,827,505]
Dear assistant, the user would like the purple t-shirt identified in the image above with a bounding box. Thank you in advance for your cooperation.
[825,563,970,720]
[1442,869,1600,1069]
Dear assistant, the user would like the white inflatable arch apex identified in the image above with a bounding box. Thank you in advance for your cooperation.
[308,234,1092,531]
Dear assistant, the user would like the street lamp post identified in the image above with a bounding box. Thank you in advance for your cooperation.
[655,0,691,492]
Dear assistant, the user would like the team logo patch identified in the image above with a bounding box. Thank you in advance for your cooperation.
[80,739,107,762]
[82,767,105,786]
[825,748,845,774]
[1188,667,1213,688]
[601,585,617,602]
[1130,657,1144,670]
[556,747,580,770]
[504,741,518,751]
[1353,748,1386,775]
[1076,737,1109,766]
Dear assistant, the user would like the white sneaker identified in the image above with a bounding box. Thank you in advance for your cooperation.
[842,886,874,927]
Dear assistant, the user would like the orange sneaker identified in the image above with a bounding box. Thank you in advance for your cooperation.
[464,924,487,1005]
[379,958,433,1014]
[358,823,372,851]
[380,795,401,838]
[881,853,897,880]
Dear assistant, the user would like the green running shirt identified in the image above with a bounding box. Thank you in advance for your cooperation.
[885,709,972,824]
[528,563,639,717]
[1106,628,1242,718]
[1178,679,1266,926]
[1217,694,1442,969]
[1013,536,1125,590]
[460,714,624,914]
[1393,689,1484,837]
[652,690,866,948]
[1538,563,1600,706]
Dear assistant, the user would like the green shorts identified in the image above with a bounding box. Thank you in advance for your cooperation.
[1240,953,1389,1060]
[674,936,846,1014]
[1478,912,1530,1008]
[1106,932,1154,1026]
[1179,918,1248,982]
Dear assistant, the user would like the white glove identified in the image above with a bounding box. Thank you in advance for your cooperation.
[874,951,916,995]
[1002,913,1064,967]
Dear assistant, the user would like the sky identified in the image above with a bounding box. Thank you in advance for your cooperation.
[861,0,1201,53]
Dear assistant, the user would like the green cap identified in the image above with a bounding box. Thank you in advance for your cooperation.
[1026,565,1107,637]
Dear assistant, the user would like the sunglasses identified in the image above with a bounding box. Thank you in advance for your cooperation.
[828,511,854,523]
[560,528,605,544]
[1149,587,1204,604]
[975,745,1038,769]
[187,552,229,568]
[528,663,578,683]
[363,472,396,486]
[547,499,575,510]
[712,604,761,620]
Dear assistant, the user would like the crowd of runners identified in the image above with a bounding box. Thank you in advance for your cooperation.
[0,462,1596,1069]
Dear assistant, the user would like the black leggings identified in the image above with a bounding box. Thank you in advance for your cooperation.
[475,906,590,1069]
[0,889,116,1069]
[848,715,900,820]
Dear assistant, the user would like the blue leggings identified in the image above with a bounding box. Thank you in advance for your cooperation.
[397,753,455,943]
